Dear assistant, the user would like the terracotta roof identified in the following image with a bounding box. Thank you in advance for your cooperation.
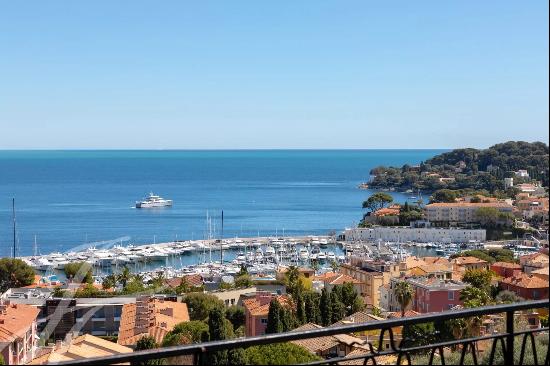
[500,273,549,289]
[290,322,365,355]
[532,267,549,275]
[0,302,40,343]
[339,348,398,365]
[422,257,452,266]
[164,274,203,288]
[331,311,384,327]
[373,205,401,217]
[327,274,362,285]
[491,262,522,269]
[387,310,421,318]
[29,334,132,364]
[117,298,189,346]
[453,256,488,265]
[243,294,291,317]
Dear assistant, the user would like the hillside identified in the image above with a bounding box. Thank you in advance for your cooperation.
[368,141,549,193]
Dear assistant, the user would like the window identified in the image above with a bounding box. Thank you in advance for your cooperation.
[533,291,539,299]
[261,318,268,324]
[448,291,454,300]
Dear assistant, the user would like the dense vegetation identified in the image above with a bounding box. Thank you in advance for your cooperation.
[368,141,549,193]
[449,248,516,264]
[0,258,35,293]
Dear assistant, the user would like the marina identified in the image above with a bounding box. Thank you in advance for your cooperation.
[19,232,537,286]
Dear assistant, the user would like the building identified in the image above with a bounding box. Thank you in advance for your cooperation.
[290,323,364,358]
[515,183,546,197]
[424,202,513,226]
[515,170,530,178]
[339,264,385,307]
[504,177,514,189]
[343,227,486,243]
[406,278,467,313]
[491,262,522,278]
[164,274,204,290]
[313,272,363,299]
[242,292,291,337]
[29,334,132,364]
[531,267,549,281]
[499,274,549,300]
[117,295,189,346]
[0,301,40,365]
[520,253,549,274]
[451,256,490,272]
[211,287,258,307]
[516,197,549,219]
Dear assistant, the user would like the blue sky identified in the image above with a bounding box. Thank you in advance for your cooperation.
[0,1,548,149]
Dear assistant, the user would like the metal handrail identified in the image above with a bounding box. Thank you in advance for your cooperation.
[49,299,549,365]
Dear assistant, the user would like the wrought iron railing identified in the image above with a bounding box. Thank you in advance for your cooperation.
[50,299,549,366]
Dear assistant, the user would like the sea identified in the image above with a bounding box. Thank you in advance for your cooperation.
[0,150,445,257]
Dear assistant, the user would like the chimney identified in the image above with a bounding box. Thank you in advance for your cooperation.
[159,307,174,317]
[55,340,63,350]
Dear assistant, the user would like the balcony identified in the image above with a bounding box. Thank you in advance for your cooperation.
[49,300,548,366]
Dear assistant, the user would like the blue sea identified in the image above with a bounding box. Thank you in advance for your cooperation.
[0,150,444,256]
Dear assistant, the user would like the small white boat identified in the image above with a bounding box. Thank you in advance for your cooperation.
[299,247,309,260]
[327,251,336,261]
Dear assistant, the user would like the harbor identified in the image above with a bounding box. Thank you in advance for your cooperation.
[19,231,538,286]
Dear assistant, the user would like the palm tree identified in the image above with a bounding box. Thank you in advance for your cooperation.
[329,260,339,273]
[151,272,166,289]
[117,266,132,289]
[394,281,414,317]
[310,261,320,276]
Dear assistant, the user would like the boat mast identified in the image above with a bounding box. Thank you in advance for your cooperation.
[220,210,224,265]
[12,198,16,258]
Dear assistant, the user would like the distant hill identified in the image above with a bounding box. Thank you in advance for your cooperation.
[368,141,549,193]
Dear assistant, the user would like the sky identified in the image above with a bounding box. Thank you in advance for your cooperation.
[0,1,548,149]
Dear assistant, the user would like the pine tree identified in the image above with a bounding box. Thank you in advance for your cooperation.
[330,290,345,324]
[281,308,291,331]
[207,307,229,365]
[295,292,306,325]
[320,288,332,326]
[266,299,283,334]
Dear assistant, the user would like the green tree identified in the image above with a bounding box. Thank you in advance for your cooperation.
[150,272,165,289]
[340,282,363,316]
[225,306,246,331]
[461,269,493,293]
[234,273,253,288]
[460,286,491,338]
[266,299,283,334]
[132,336,162,366]
[183,293,225,321]
[63,262,93,284]
[394,281,414,317]
[495,290,523,304]
[284,266,301,297]
[208,307,229,364]
[362,192,393,212]
[0,258,35,293]
[162,320,209,344]
[295,292,306,325]
[330,290,345,323]
[245,343,322,365]
[401,322,436,350]
[102,274,117,290]
[122,278,146,295]
[304,291,321,324]
[430,189,458,203]
[320,288,332,326]
[117,266,132,289]
[52,286,66,298]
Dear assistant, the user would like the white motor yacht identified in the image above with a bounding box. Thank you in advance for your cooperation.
[327,251,336,261]
[299,247,309,260]
[135,193,173,208]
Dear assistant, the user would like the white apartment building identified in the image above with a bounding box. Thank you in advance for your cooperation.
[343,226,486,243]
[424,202,513,225]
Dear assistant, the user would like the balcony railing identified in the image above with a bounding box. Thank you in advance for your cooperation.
[50,299,549,366]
